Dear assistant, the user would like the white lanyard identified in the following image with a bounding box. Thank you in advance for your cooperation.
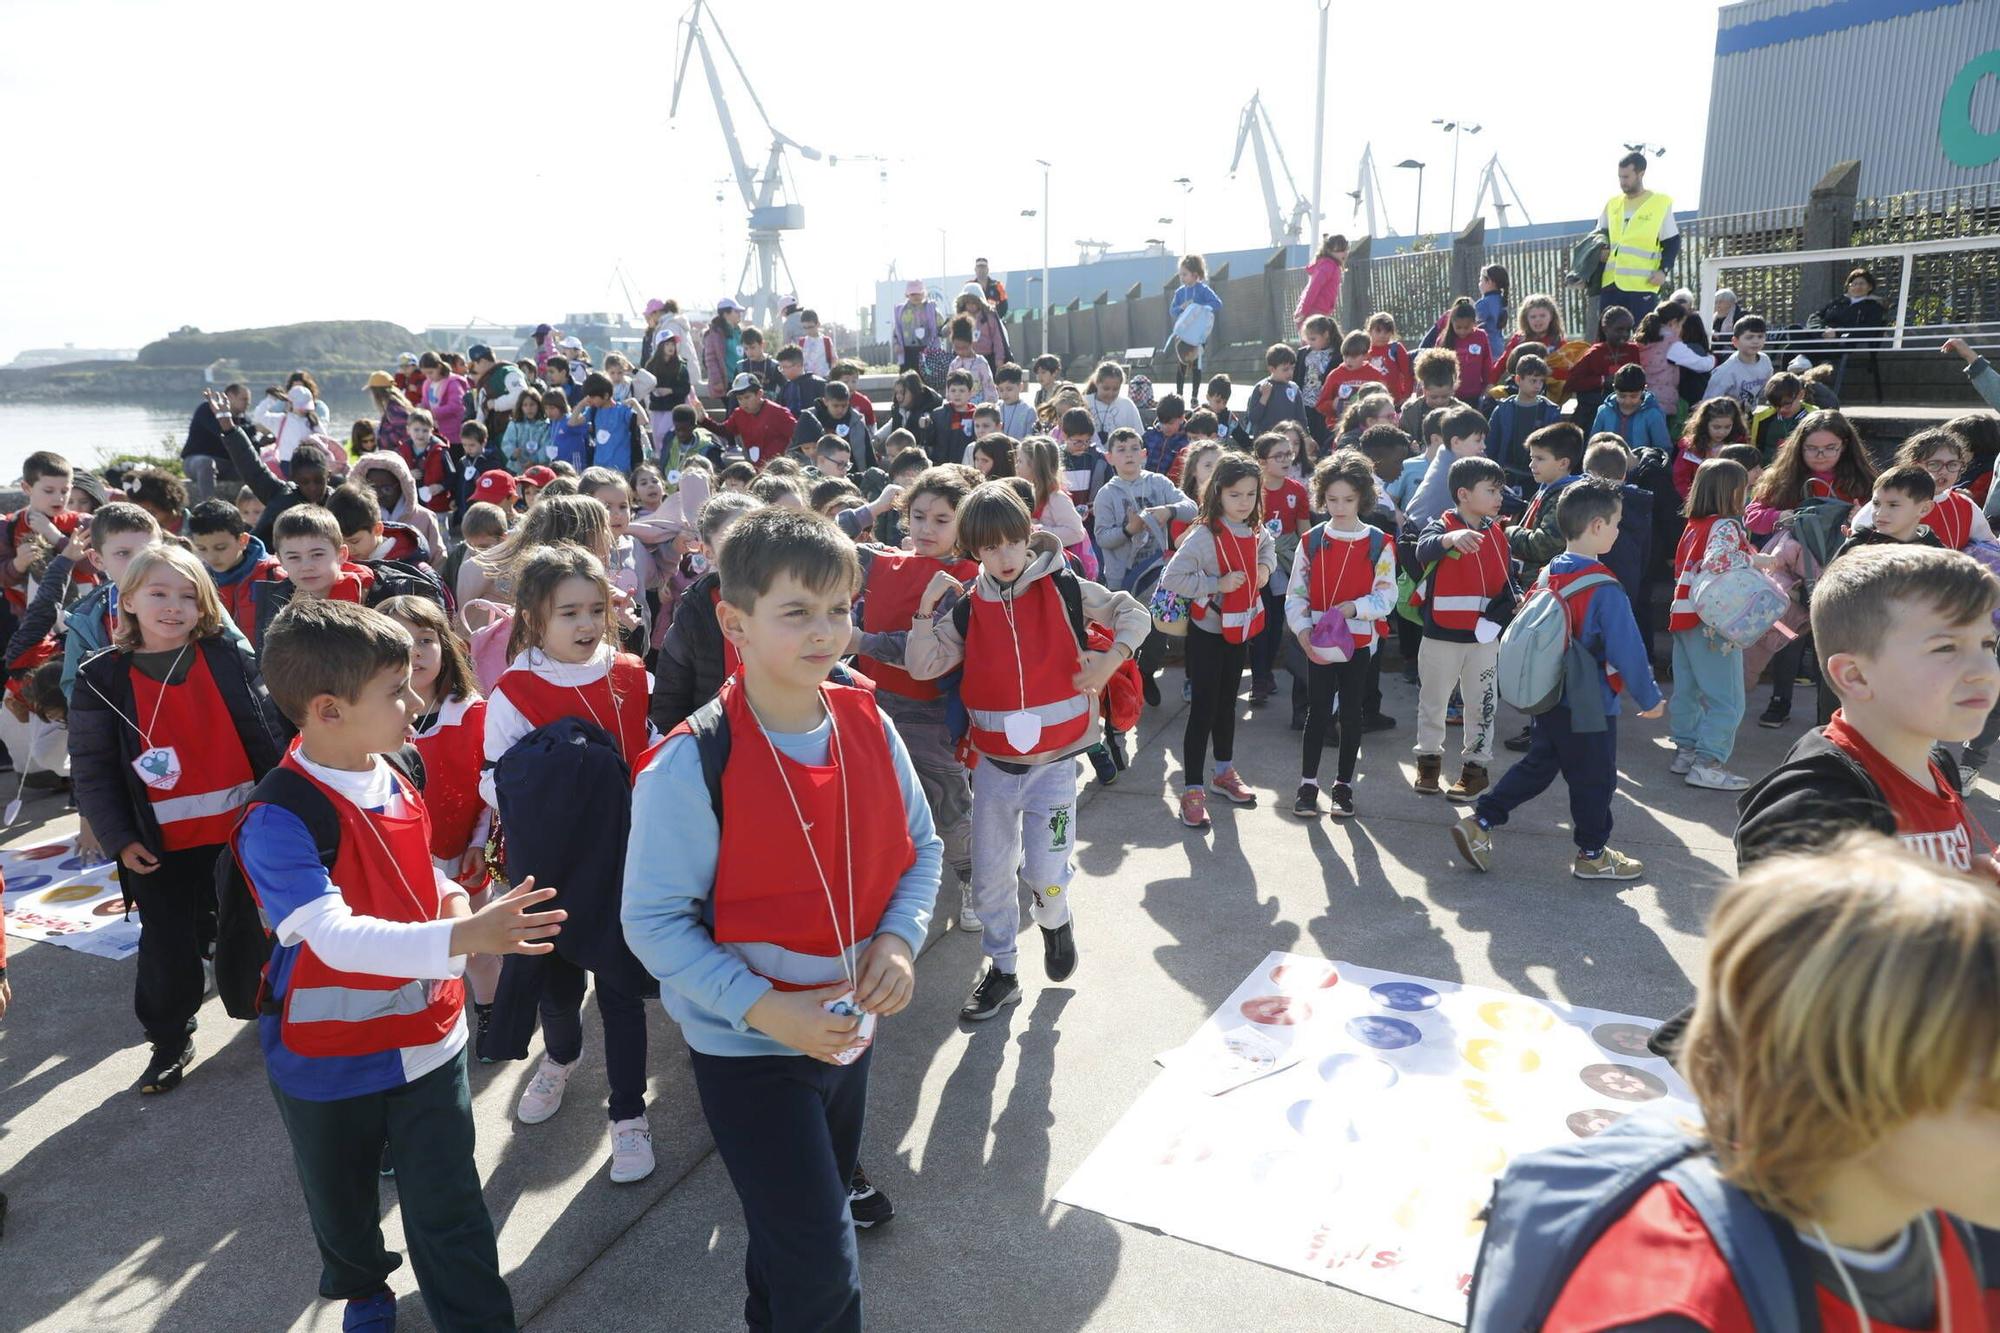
[1813,1215,1949,1333]
[744,693,857,992]
[351,774,433,921]
[995,585,1030,713]
[92,642,193,750]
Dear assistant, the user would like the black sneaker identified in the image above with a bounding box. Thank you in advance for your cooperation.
[848,1163,895,1230]
[474,1002,494,1063]
[1757,702,1789,729]
[960,967,1022,1021]
[380,1142,395,1178]
[139,1038,193,1094]
[1142,673,1161,708]
[1040,921,1078,983]
[1327,782,1355,818]
[1292,782,1321,818]
[1363,712,1397,734]
[1503,725,1532,752]
[1087,745,1118,787]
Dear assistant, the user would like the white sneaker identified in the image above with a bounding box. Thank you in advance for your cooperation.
[956,881,980,933]
[1669,748,1696,776]
[1959,764,1980,792]
[516,1056,576,1125]
[202,958,216,998]
[1686,762,1751,792]
[608,1116,656,1183]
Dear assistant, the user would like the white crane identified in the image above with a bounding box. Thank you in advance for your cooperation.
[1228,92,1312,249]
[1467,153,1534,232]
[670,0,819,326]
[1346,144,1397,238]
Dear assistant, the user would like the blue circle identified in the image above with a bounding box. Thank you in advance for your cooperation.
[8,874,51,892]
[1320,1052,1401,1090]
[1346,1015,1423,1050]
[59,854,112,871]
[1370,981,1441,1012]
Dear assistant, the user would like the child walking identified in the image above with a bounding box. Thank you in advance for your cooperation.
[1668,458,1762,791]
[1285,452,1398,819]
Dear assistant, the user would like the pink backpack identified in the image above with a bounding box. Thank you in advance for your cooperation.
[462,599,514,695]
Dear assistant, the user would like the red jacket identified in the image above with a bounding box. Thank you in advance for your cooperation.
[1315,363,1391,422]
[715,402,799,468]
[128,650,256,850]
[1563,340,1644,398]
[216,554,284,639]
[856,548,975,702]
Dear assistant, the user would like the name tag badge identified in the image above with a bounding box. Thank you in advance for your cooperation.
[596,428,612,445]
[836,423,849,436]
[133,746,182,791]
[1285,384,1298,401]
[667,469,681,485]
[1002,710,1044,753]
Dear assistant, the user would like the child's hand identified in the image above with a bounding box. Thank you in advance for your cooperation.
[449,878,565,958]
[1637,701,1665,719]
[1125,510,1145,534]
[119,843,160,875]
[1447,528,1484,552]
[75,818,102,863]
[1073,648,1120,695]
[1217,570,1248,594]
[1256,564,1274,587]
[456,845,485,880]
[745,983,862,1063]
[1336,600,1357,618]
[24,509,62,545]
[0,973,11,1020]
[1944,337,1977,364]
[917,569,961,617]
[59,517,92,560]
[853,934,915,1016]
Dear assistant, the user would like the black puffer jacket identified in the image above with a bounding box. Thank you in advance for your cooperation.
[650,571,727,735]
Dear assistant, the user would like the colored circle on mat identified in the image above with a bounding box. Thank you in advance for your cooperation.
[1579,1063,1668,1102]
[1567,1108,1625,1138]
[1590,1022,1657,1057]
[1346,1015,1423,1049]
[92,897,128,917]
[1286,1097,1358,1146]
[1240,994,1311,1026]
[1269,961,1340,990]
[8,874,51,892]
[18,844,68,860]
[40,883,105,904]
[1464,1038,1541,1074]
[1370,981,1440,1011]
[1478,999,1555,1033]
[1319,1052,1400,1092]
[59,853,114,871]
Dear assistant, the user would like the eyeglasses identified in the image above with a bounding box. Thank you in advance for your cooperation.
[1802,441,1843,457]
[1926,458,1967,478]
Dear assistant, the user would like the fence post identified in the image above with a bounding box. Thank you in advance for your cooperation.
[1450,218,1486,303]
[1092,291,1109,365]
[1799,159,1861,324]
[1211,262,1233,349]
[1062,297,1081,365]
[1263,248,1288,344]
[1342,235,1373,333]
[1126,282,1144,352]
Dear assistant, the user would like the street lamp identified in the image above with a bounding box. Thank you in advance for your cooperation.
[1035,159,1052,357]
[1395,159,1426,238]
[1432,119,1482,234]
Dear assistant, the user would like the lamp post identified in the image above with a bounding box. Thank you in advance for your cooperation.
[1035,158,1052,358]
[1311,0,1329,246]
[1432,119,1482,234]
[1395,159,1426,238]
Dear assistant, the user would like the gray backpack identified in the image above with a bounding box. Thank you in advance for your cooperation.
[1495,571,1614,718]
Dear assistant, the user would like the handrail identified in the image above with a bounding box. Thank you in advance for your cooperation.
[1702,235,2000,352]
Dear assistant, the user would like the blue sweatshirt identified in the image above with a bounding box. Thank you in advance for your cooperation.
[1485,395,1561,488]
[1590,390,1670,451]
[621,707,942,1058]
[1545,552,1663,716]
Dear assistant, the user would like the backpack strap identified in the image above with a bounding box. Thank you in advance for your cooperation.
[383,743,426,794]
[1552,570,1617,601]
[1663,1156,1818,1333]
[1050,567,1089,652]
[251,768,342,865]
[683,693,731,824]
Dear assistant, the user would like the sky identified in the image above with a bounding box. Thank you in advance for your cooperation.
[0,0,1730,362]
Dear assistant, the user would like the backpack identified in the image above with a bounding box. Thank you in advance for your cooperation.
[1464,1110,1815,1332]
[1496,570,1614,717]
[363,558,453,614]
[212,746,426,1021]
[1127,374,1156,412]
[1789,497,1853,575]
[1692,565,1788,650]
[1171,301,1215,350]
[677,663,878,826]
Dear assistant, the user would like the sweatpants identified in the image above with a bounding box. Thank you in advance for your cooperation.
[1415,637,1499,764]
[270,1051,516,1331]
[1303,651,1371,784]
[970,756,1077,974]
[880,695,972,884]
[1668,629,1745,765]
[1474,707,1619,854]
[690,1045,870,1333]
[119,843,220,1050]
[538,952,649,1122]
[1182,626,1248,784]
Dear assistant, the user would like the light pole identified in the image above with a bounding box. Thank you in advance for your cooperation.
[1432,119,1482,233]
[937,229,948,279]
[1035,158,1052,358]
[1395,159,1426,238]
[1310,0,1329,247]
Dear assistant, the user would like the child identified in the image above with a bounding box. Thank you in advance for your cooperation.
[1285,451,1398,819]
[1672,395,1748,499]
[1244,344,1310,440]
[56,503,162,704]
[389,408,453,522]
[573,371,648,476]
[1508,423,1588,579]
[1406,405,1491,531]
[1452,480,1665,879]
[1582,441,1655,642]
[737,327,778,394]
[795,308,835,376]
[1093,428,1197,593]
[1666,458,1761,790]
[254,505,374,649]
[1088,361,1146,443]
[1705,312,1773,410]
[929,369,981,465]
[1019,434,1095,575]
[1589,363,1669,450]
[904,483,1147,1018]
[483,544,659,1183]
[968,433,1013,479]
[1143,393,1190,477]
[188,498,282,639]
[1295,316,1338,439]
[1055,406,1113,528]
[772,345,825,417]
[1313,330,1390,434]
[1743,409,1877,539]
[501,388,556,473]
[1396,348,1469,440]
[1561,306,1642,423]
[1473,263,1508,347]
[1028,353,1060,406]
[622,507,941,1326]
[1362,312,1414,403]
[869,447,928,546]
[7,450,89,613]
[347,418,376,462]
[1831,465,1946,562]
[236,484,267,532]
[1167,253,1224,395]
[946,316,998,404]
[328,485,429,568]
[1293,234,1347,334]
[1420,297,1495,402]
[1634,300,1714,418]
[548,385,593,469]
[1248,431,1313,703]
[70,546,287,1092]
[652,492,763,733]
[237,598,557,1331]
[1854,427,1992,549]
[1411,455,1518,800]
[993,363,1035,439]
[1486,353,1560,493]
[1751,371,1811,462]
[1159,455,1275,826]
[1496,296,1584,400]
[1204,373,1243,445]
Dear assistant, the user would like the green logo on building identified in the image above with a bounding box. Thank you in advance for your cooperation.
[1941,48,2000,168]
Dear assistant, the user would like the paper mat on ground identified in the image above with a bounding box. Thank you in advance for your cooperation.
[1056,953,1696,1324]
[2,836,137,960]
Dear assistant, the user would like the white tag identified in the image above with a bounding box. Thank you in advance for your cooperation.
[1001,710,1043,753]
[1475,617,1503,644]
[1285,384,1298,400]
[836,422,849,436]
[822,991,877,1066]
[667,469,681,485]
[595,428,612,445]
[3,799,20,826]
[749,447,761,462]
[132,746,182,790]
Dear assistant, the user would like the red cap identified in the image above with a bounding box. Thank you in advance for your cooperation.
[521,466,557,487]
[471,469,519,505]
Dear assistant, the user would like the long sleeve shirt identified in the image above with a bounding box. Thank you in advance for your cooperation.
[1282,525,1398,636]
[1091,473,1197,590]
[1541,553,1664,716]
[1244,376,1309,438]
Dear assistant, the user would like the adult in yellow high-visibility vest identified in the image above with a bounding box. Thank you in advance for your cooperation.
[1597,152,1679,324]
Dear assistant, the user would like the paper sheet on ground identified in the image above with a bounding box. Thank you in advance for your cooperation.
[2,836,137,960]
[1056,953,1696,1323]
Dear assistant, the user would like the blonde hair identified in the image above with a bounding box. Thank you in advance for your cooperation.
[114,545,226,650]
[1683,833,2000,1219]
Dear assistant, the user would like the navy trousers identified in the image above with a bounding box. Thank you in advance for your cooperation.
[1474,706,1619,853]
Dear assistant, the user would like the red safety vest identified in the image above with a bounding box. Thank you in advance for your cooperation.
[706,679,912,987]
[960,575,1089,757]
[856,550,976,702]
[1190,523,1266,643]
[1421,513,1511,631]
[127,650,256,850]
[1302,523,1393,650]
[492,655,651,767]
[1668,515,1751,633]
[250,748,462,1058]
[217,556,283,638]
[1931,488,1976,550]
[412,695,486,864]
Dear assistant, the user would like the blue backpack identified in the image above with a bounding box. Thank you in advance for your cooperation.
[1465,1110,1816,1331]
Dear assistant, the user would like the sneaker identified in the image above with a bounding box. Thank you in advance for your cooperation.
[1177,788,1211,828]
[1446,761,1489,801]
[1445,701,1463,727]
[1248,676,1275,704]
[1142,673,1161,707]
[1401,661,1420,685]
[1450,816,1493,872]
[342,1289,397,1333]
[1573,848,1645,880]
[139,1038,193,1094]
[474,1002,494,1063]
[1207,768,1257,806]
[1327,782,1355,818]
[1040,921,1078,983]
[608,1117,656,1183]
[1363,712,1397,733]
[1087,745,1118,787]
[1669,747,1697,775]
[379,1142,395,1178]
[1503,725,1532,753]
[955,880,980,933]
[1686,762,1751,792]
[516,1056,576,1125]
[1757,702,1789,729]
[1181,677,1192,702]
[1959,764,1981,793]
[1412,754,1443,796]
[848,1164,895,1230]
[1291,782,1321,818]
[1106,729,1129,773]
[960,967,1022,1021]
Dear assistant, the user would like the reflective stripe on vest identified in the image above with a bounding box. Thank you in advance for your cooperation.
[286,978,432,1025]
[965,693,1091,733]
[1604,191,1672,291]
[151,781,253,828]
[1429,595,1490,613]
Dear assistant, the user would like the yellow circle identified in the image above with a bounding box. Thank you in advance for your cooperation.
[40,882,109,904]
[1464,1038,1542,1074]
[1478,1000,1554,1033]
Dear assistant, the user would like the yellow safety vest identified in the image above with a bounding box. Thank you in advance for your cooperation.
[1603,191,1672,292]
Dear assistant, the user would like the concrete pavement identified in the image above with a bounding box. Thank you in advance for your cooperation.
[0,659,1811,1331]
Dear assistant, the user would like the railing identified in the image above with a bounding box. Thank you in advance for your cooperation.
[1700,235,2000,352]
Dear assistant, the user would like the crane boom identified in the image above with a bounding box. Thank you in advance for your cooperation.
[1228,92,1313,248]
[672,5,757,211]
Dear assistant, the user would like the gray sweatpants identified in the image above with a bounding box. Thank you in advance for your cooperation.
[878,693,972,884]
[970,756,1078,973]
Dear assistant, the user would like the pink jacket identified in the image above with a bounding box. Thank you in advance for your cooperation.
[1293,257,1343,328]
[422,373,468,445]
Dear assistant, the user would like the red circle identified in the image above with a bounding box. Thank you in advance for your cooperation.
[1241,995,1312,1026]
[1269,962,1340,990]
[18,844,68,861]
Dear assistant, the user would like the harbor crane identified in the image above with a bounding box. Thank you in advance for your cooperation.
[1228,92,1313,248]
[1346,144,1397,238]
[1467,153,1534,231]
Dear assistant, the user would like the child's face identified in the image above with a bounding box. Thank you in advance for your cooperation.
[1872,487,1932,540]
[1179,267,1198,286]
[409,419,434,447]
[1206,391,1228,414]
[1834,600,2000,744]
[634,472,666,509]
[1367,449,1402,482]
[393,615,442,699]
[67,485,98,513]
[1517,374,1547,401]
[1528,446,1569,485]
[1341,348,1365,368]
[974,414,1001,439]
[996,380,1022,403]
[518,396,542,422]
[1096,377,1122,402]
[92,531,154,585]
[1526,306,1553,336]
[1190,452,1220,493]
[128,566,200,647]
[27,474,69,516]
[1605,321,1632,347]
[465,530,505,553]
[972,452,994,476]
[1269,362,1295,383]
[237,496,265,528]
[1064,431,1094,455]
[1736,330,1766,356]
[1801,429,1844,471]
[945,383,972,408]
[1036,367,1057,386]
[1424,381,1454,405]
[780,360,802,380]
[522,482,545,506]
[1708,413,1738,443]
[1573,507,1622,556]
[595,485,632,535]
[1616,390,1645,414]
[330,663,422,757]
[1308,327,1331,349]
[278,534,346,596]
[365,472,401,514]
[1920,446,1968,490]
[1368,325,1392,347]
[1320,479,1362,525]
[1219,476,1258,525]
[1258,444,1295,481]
[190,529,246,575]
[1460,478,1505,520]
[1451,315,1476,337]
[743,339,765,358]
[906,493,959,560]
[975,537,1030,585]
[1108,435,1146,478]
[817,449,853,478]
[1450,432,1487,459]
[719,569,854,695]
[803,318,820,336]
[539,574,607,665]
[952,340,974,359]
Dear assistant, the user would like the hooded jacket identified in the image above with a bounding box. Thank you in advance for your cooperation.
[792,402,876,469]
[353,451,447,560]
[1736,724,1964,869]
[211,533,284,639]
[650,570,728,735]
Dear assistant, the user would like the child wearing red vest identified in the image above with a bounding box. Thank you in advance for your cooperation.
[1283,453,1399,819]
[624,507,943,1331]
[68,545,287,1094]
[254,505,377,651]
[483,544,660,1184]
[1668,458,1761,793]
[5,450,95,613]
[188,498,283,639]
[906,483,1148,1022]
[237,597,562,1332]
